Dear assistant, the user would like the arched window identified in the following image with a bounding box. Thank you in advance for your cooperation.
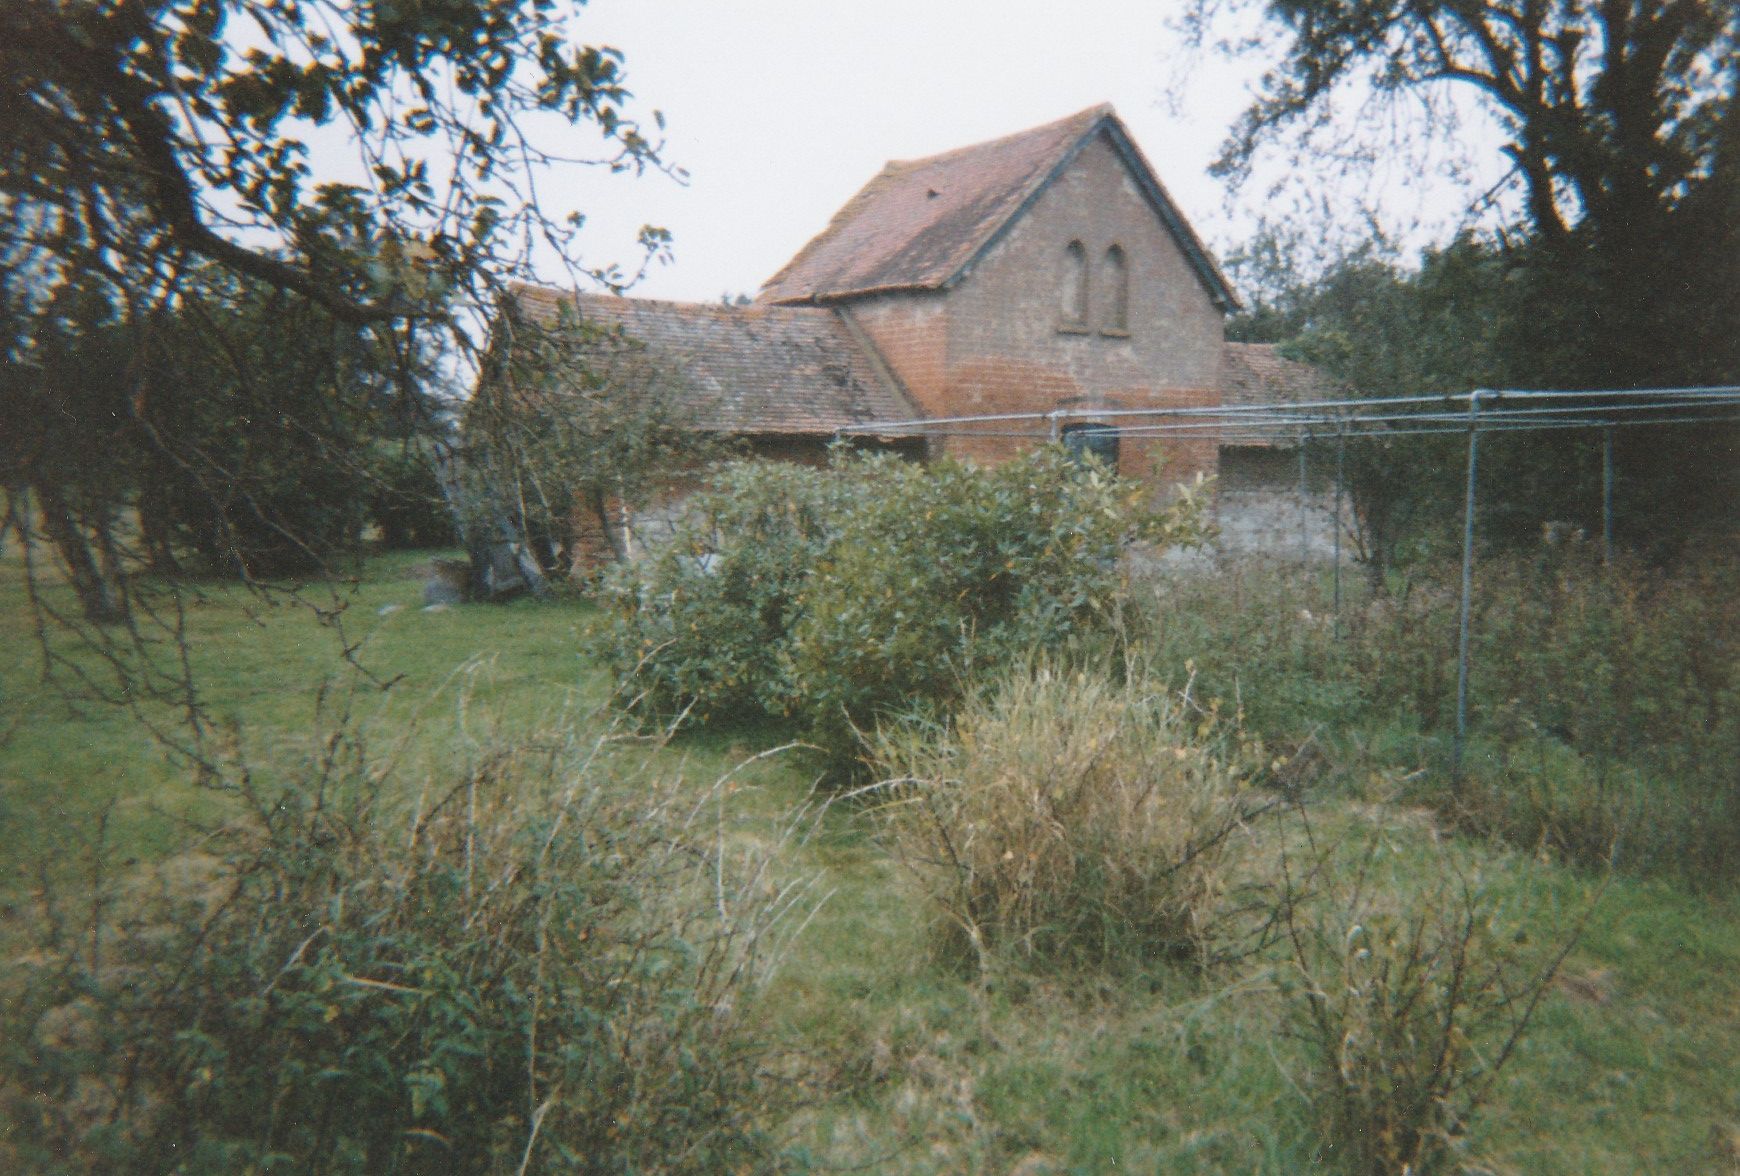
[1060,240,1088,330]
[1061,422,1120,471]
[1101,245,1129,333]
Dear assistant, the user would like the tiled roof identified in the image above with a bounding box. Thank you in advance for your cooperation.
[509,284,919,435]
[759,104,1237,310]
[1221,342,1346,446]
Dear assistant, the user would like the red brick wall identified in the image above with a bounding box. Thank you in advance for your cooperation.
[849,131,1227,493]
[844,293,950,418]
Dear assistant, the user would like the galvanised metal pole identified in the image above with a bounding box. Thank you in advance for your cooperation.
[1452,391,1487,788]
[1333,425,1345,633]
[1603,426,1615,565]
[1298,432,1309,564]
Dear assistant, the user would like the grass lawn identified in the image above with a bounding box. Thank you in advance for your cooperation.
[2,548,1737,1172]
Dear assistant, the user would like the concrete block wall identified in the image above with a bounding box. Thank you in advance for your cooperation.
[1217,445,1348,559]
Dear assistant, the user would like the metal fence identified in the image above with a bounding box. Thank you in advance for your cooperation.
[837,385,1740,781]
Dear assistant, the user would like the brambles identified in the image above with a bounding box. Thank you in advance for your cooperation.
[1278,836,1591,1175]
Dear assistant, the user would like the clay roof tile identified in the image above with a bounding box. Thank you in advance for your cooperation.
[759,104,1236,310]
[507,284,918,435]
[1221,342,1347,446]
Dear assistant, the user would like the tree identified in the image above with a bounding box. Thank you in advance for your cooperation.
[143,266,390,578]
[0,0,669,327]
[0,0,672,742]
[1197,0,1739,559]
[464,299,719,584]
[0,274,139,622]
[1190,0,1740,384]
[2,0,671,594]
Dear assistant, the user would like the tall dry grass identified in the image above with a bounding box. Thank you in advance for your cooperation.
[872,663,1264,975]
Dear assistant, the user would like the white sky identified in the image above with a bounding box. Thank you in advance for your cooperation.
[552,0,1510,305]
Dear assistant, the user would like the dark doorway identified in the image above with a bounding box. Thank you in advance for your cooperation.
[1061,422,1119,471]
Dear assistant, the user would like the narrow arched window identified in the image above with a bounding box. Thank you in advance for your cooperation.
[1101,245,1129,333]
[1061,240,1088,330]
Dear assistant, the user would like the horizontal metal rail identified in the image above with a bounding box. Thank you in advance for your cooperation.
[835,385,1740,443]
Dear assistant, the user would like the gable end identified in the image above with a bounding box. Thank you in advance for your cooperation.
[760,106,1240,313]
[943,118,1238,314]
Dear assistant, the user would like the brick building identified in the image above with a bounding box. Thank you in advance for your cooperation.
[509,104,1334,565]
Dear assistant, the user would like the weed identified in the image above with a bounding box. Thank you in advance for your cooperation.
[0,700,816,1174]
[1134,551,1740,884]
[1277,824,1595,1174]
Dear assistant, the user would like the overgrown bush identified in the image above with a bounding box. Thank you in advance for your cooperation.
[591,456,879,725]
[787,450,1207,756]
[1278,836,1588,1175]
[1460,547,1738,782]
[594,449,1209,762]
[873,662,1260,974]
[1,718,809,1174]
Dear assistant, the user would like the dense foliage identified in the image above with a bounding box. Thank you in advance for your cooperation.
[1,727,799,1174]
[592,450,1210,761]
[1195,0,1740,386]
[3,0,665,625]
[1226,231,1739,562]
[2,265,455,582]
[1139,551,1740,883]
[146,272,388,577]
[1201,0,1739,562]
[369,443,458,552]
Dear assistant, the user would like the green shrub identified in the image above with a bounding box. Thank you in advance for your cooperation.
[874,662,1259,974]
[595,449,1210,763]
[591,456,880,726]
[1,723,805,1174]
[787,450,1207,757]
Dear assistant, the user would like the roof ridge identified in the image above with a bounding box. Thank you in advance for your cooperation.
[513,282,837,318]
[760,105,1109,305]
[883,103,1112,170]
[758,102,1237,309]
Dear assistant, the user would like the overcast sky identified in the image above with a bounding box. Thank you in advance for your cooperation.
[551,0,1507,306]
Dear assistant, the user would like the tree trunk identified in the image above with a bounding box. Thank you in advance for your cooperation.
[136,476,183,577]
[588,486,630,563]
[35,482,128,624]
